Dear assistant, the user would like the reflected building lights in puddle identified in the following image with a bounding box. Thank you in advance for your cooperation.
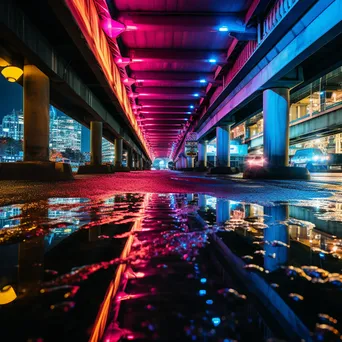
[0,193,342,340]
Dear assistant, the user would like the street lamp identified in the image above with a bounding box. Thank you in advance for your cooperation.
[1,65,23,83]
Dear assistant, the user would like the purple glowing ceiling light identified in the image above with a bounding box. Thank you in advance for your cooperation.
[123,77,136,86]
[101,18,126,39]
[115,57,131,66]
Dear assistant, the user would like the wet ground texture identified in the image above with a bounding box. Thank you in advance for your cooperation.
[0,171,341,341]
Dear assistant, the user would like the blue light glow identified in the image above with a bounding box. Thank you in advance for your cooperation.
[219,26,229,32]
[199,289,206,296]
[200,278,207,283]
[194,93,199,97]
[212,317,221,326]
[206,299,213,305]
[189,105,194,109]
[209,59,217,63]
[200,79,206,83]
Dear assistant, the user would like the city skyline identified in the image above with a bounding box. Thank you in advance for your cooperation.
[0,77,91,152]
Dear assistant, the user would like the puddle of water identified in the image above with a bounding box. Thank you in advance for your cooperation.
[201,195,342,340]
[0,193,341,341]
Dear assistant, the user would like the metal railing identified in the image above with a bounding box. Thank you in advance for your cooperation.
[225,41,258,85]
[221,0,299,99]
[262,0,299,40]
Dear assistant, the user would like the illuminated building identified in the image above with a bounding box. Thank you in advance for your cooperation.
[102,138,114,163]
[50,107,82,152]
[1,109,23,140]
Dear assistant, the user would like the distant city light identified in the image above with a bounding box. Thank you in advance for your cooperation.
[189,105,194,109]
[200,79,206,83]
[199,289,206,296]
[194,93,199,97]
[219,26,229,32]
[212,317,221,326]
[206,299,213,305]
[209,59,217,63]
[200,278,207,283]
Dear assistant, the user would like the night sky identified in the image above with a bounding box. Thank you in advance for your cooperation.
[0,75,23,119]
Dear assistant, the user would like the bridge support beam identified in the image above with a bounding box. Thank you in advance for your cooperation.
[91,121,102,166]
[0,65,73,180]
[209,124,238,174]
[78,121,112,174]
[195,141,208,171]
[127,148,133,170]
[216,199,230,224]
[264,88,290,168]
[186,156,194,169]
[113,138,129,171]
[244,87,309,180]
[264,205,289,272]
[133,152,138,170]
[24,65,50,162]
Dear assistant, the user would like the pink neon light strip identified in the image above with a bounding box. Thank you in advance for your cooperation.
[65,0,152,158]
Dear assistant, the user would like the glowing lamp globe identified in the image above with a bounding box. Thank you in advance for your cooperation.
[0,285,17,305]
[101,18,126,38]
[1,66,23,83]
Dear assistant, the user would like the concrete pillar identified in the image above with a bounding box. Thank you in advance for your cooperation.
[23,65,50,161]
[264,205,289,272]
[90,121,102,165]
[197,141,207,168]
[181,157,187,169]
[216,199,230,224]
[216,125,232,167]
[263,88,290,167]
[127,148,133,169]
[187,156,194,168]
[114,137,123,167]
[198,194,206,210]
[139,156,143,170]
[133,152,138,169]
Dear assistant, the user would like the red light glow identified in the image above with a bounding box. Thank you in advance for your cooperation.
[66,0,152,159]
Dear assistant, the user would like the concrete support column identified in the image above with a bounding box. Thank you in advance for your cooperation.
[181,157,187,169]
[114,137,123,167]
[264,205,289,272]
[198,194,206,210]
[127,148,133,169]
[23,65,50,161]
[90,121,102,166]
[197,141,208,168]
[187,157,194,168]
[216,125,232,167]
[263,88,290,167]
[216,199,230,224]
[139,156,143,170]
[133,152,138,169]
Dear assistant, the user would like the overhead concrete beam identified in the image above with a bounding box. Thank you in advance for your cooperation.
[118,13,255,34]
[196,0,342,140]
